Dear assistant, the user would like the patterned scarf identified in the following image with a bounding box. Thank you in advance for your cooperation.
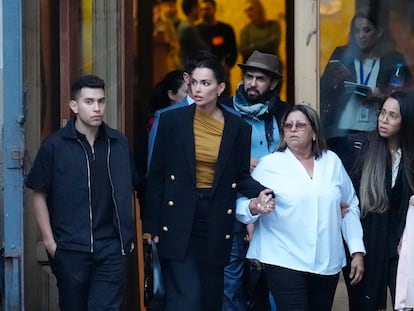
[233,83,279,148]
[233,84,273,120]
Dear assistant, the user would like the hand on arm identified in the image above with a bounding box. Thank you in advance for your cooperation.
[32,191,57,257]
[340,202,350,218]
[249,189,275,216]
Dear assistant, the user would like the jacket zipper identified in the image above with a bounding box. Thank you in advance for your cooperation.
[77,139,94,253]
[106,139,126,255]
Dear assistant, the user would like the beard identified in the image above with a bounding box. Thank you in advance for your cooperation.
[246,87,265,102]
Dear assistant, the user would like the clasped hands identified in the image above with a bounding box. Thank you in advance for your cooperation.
[249,189,275,216]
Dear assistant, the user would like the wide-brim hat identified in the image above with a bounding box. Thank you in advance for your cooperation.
[238,50,283,79]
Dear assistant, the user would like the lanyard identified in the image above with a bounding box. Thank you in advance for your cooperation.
[359,59,377,85]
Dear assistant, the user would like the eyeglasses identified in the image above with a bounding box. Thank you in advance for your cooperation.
[282,120,310,131]
[377,109,401,123]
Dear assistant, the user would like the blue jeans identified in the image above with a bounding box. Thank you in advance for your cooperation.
[223,227,248,311]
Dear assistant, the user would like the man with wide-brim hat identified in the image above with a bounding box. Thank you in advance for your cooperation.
[238,50,283,80]
[221,50,290,311]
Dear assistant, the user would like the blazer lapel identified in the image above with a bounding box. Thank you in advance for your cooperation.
[179,105,197,186]
[211,110,240,192]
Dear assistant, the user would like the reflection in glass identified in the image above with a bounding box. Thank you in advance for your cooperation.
[319,5,411,159]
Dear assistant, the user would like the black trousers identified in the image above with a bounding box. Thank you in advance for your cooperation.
[264,264,339,311]
[343,256,398,310]
[49,239,128,311]
[161,189,225,311]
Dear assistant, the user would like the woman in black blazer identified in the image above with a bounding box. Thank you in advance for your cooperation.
[143,54,274,311]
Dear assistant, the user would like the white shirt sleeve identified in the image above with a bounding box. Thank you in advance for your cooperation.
[339,158,366,256]
[236,197,261,224]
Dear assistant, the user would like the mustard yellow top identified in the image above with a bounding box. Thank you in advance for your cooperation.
[194,109,224,188]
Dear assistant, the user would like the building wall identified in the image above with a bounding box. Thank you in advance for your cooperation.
[0,0,4,309]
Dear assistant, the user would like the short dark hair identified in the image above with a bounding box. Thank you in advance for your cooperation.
[184,49,217,73]
[182,0,198,16]
[70,74,105,100]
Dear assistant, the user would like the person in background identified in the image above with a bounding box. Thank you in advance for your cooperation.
[143,54,275,311]
[222,50,290,311]
[176,0,209,66]
[160,0,181,30]
[239,0,281,63]
[152,0,181,83]
[395,195,414,311]
[320,6,411,161]
[146,69,188,132]
[236,104,365,311]
[342,91,414,310]
[198,0,237,98]
[26,75,137,311]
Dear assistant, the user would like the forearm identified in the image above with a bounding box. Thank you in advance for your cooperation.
[32,191,56,253]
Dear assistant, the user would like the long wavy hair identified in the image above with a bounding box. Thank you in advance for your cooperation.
[359,91,414,216]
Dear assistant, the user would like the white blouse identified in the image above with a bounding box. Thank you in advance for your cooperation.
[237,148,365,275]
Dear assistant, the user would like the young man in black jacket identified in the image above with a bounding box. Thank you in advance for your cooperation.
[26,75,137,311]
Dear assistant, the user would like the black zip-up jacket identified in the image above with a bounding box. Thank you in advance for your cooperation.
[26,119,136,255]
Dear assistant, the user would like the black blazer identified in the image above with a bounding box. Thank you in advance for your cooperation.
[143,104,265,265]
[342,133,412,309]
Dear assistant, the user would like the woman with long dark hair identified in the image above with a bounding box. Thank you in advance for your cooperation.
[144,54,275,311]
[344,90,414,310]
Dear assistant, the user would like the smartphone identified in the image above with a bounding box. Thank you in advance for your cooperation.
[328,59,344,70]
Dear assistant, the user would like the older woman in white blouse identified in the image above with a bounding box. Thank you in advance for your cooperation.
[237,104,365,311]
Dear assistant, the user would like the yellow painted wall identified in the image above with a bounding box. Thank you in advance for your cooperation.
[171,0,356,99]
[319,0,355,74]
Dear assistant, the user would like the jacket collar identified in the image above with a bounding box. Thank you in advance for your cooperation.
[61,118,120,140]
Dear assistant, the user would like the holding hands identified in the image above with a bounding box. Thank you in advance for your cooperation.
[249,189,276,216]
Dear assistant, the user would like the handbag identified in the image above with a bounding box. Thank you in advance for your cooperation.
[243,259,271,310]
[143,240,165,307]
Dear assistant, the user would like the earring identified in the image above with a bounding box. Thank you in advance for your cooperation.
[312,136,316,141]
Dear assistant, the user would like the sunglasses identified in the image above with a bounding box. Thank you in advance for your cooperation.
[282,120,310,131]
